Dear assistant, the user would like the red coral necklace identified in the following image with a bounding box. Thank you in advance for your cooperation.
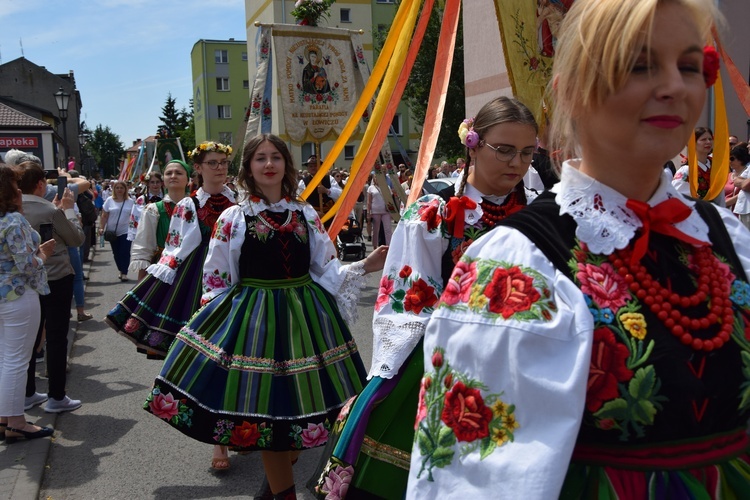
[480,192,524,227]
[257,210,299,233]
[603,245,733,352]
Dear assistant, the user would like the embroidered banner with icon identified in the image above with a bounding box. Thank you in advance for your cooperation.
[271,25,365,144]
[493,0,576,121]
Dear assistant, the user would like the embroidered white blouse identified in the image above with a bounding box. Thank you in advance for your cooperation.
[370,182,535,379]
[405,161,750,499]
[199,198,366,326]
[128,195,175,274]
[146,187,236,284]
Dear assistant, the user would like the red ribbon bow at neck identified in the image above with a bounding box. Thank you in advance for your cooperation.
[445,196,478,238]
[625,198,709,265]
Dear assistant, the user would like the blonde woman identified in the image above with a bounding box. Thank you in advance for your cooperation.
[407,0,750,497]
[99,180,134,281]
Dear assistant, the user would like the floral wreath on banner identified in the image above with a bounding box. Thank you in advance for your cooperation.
[291,0,334,26]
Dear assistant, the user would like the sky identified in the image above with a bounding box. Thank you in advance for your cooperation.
[0,0,248,148]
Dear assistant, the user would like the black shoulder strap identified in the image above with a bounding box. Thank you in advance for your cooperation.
[693,198,749,282]
[498,191,577,281]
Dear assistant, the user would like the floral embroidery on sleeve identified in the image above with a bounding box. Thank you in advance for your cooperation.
[174,204,195,223]
[402,196,443,232]
[212,217,234,242]
[374,264,441,314]
[415,347,518,482]
[437,257,556,322]
[158,254,182,270]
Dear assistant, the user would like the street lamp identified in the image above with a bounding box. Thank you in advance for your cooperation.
[54,86,70,166]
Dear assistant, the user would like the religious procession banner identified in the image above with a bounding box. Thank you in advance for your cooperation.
[271,25,366,144]
[494,0,576,121]
[373,165,401,223]
[152,138,184,173]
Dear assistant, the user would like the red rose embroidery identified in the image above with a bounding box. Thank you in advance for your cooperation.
[483,266,540,318]
[577,262,630,311]
[399,265,413,278]
[586,328,633,413]
[418,202,441,231]
[441,381,493,442]
[404,278,438,314]
[230,421,261,447]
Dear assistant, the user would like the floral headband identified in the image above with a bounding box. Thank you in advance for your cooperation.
[187,141,233,160]
[458,118,479,148]
[703,45,720,88]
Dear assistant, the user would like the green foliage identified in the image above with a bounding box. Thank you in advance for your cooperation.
[157,93,195,158]
[88,125,125,178]
[376,5,466,159]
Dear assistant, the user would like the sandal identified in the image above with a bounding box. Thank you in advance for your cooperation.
[78,312,93,322]
[5,425,54,444]
[211,445,230,471]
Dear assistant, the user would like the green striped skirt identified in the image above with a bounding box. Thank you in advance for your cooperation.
[144,275,367,451]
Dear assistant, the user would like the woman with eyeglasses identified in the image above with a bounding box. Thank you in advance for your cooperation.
[311,96,538,499]
[407,0,750,497]
[106,142,236,470]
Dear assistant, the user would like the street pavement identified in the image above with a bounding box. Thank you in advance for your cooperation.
[1,239,381,499]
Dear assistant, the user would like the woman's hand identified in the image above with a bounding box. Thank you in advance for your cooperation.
[362,245,388,274]
[38,239,56,262]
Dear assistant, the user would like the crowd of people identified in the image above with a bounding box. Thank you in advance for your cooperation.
[2,0,750,498]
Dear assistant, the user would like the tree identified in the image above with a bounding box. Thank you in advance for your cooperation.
[376,5,466,160]
[88,125,125,178]
[157,93,195,158]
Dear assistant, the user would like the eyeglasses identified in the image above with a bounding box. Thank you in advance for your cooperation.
[481,141,535,163]
[202,160,230,170]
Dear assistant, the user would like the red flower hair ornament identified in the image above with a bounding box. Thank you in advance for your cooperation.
[702,45,720,88]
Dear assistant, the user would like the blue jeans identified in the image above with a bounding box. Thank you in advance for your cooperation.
[110,234,132,275]
[68,246,84,307]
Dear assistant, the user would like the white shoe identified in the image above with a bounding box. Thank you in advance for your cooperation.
[44,396,82,413]
[24,392,48,410]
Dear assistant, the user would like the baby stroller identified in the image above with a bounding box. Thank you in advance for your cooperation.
[337,214,367,261]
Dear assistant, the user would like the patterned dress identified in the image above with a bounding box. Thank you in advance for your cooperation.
[406,163,750,499]
[311,182,533,499]
[144,199,368,451]
[106,187,236,358]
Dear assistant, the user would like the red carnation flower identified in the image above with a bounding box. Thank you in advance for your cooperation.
[403,278,438,314]
[441,382,493,442]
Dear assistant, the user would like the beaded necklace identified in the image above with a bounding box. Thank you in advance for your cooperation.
[598,245,734,352]
[198,194,233,229]
[479,191,524,227]
[257,210,300,233]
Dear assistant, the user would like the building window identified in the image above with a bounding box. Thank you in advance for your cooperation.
[344,145,355,160]
[216,77,230,91]
[241,52,248,61]
[219,132,233,145]
[388,114,403,136]
[340,8,351,23]
[243,80,249,89]
[376,0,395,3]
[218,105,232,119]
[215,50,228,63]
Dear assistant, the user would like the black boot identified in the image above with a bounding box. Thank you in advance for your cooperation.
[253,476,273,500]
[273,485,296,500]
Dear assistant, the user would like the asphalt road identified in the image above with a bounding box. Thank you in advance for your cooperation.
[40,243,380,500]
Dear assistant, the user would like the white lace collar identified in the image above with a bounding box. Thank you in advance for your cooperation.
[239,197,301,217]
[551,160,710,255]
[194,186,236,207]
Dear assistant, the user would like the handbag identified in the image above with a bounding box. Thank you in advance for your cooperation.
[103,201,125,243]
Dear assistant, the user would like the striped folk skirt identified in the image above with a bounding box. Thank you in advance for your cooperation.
[144,275,367,452]
[105,243,208,358]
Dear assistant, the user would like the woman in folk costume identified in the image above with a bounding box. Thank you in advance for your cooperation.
[406,0,750,498]
[127,160,190,281]
[311,97,539,499]
[144,134,387,499]
[672,126,726,205]
[127,171,164,242]
[106,143,235,470]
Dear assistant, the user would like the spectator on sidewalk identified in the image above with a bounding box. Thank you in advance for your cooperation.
[99,181,134,281]
[18,160,84,414]
[0,163,55,443]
